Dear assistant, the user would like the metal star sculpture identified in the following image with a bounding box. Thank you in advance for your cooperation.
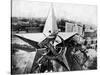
[13,4,82,73]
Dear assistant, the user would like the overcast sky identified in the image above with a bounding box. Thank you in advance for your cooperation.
[12,0,97,25]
